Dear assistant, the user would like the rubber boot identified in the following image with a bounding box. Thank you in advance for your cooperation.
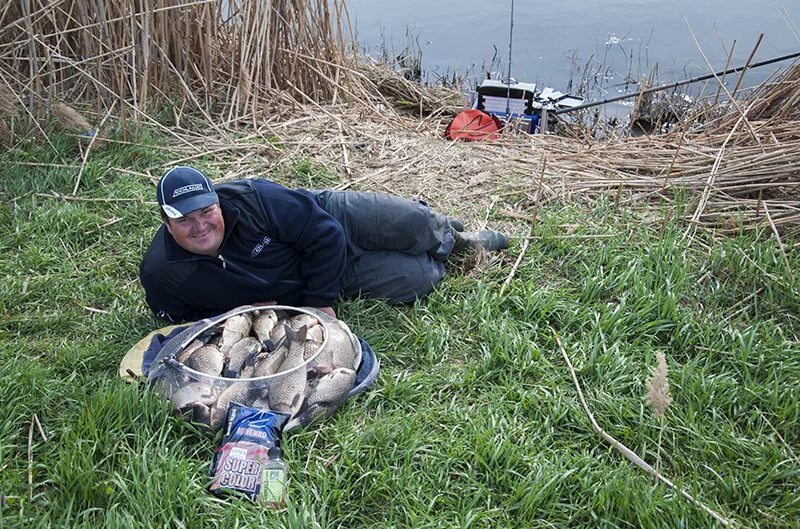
[452,230,509,253]
[448,218,465,232]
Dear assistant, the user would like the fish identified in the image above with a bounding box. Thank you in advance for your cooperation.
[313,319,361,370]
[284,367,356,431]
[209,381,252,432]
[269,322,286,344]
[287,313,319,331]
[267,325,308,417]
[306,325,324,345]
[176,339,205,364]
[305,367,356,408]
[304,340,321,360]
[183,344,224,376]
[171,382,218,427]
[249,393,270,409]
[283,402,334,432]
[238,344,264,378]
[175,323,225,363]
[302,325,325,360]
[185,403,212,427]
[239,363,255,379]
[164,308,361,433]
[218,312,253,354]
[307,363,335,378]
[251,345,287,378]
[171,382,217,410]
[253,309,278,343]
[224,337,262,378]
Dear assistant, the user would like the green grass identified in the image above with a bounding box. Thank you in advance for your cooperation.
[1,128,799,529]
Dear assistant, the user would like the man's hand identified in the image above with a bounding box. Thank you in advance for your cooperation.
[317,306,336,319]
[254,301,334,318]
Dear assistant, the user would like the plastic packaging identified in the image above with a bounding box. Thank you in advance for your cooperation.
[263,446,288,509]
[208,403,288,503]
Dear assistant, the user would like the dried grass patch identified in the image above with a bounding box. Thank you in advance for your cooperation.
[159,61,800,240]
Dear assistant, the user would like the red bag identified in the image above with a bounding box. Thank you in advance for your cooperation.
[444,109,502,141]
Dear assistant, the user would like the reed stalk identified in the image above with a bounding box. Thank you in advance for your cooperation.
[0,0,357,121]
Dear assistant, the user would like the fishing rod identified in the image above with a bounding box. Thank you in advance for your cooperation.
[504,0,515,117]
[554,49,800,115]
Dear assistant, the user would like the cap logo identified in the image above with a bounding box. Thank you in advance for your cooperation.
[162,204,183,219]
[172,183,204,198]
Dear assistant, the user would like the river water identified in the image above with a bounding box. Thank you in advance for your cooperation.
[345,0,797,109]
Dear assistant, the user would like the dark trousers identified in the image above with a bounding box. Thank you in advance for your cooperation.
[312,190,455,303]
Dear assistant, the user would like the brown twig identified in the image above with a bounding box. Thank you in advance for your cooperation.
[35,192,149,203]
[763,202,793,282]
[73,100,116,194]
[32,414,47,442]
[499,227,531,296]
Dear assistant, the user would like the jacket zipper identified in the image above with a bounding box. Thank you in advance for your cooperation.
[218,254,227,270]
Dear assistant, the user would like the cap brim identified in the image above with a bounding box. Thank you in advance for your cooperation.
[162,192,219,219]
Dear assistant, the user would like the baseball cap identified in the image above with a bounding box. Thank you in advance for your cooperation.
[156,166,219,219]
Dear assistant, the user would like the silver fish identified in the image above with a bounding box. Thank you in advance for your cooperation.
[176,339,205,364]
[306,367,356,408]
[209,382,252,432]
[284,402,334,432]
[307,363,335,378]
[185,403,212,427]
[314,318,361,370]
[287,313,319,331]
[249,393,271,409]
[306,325,324,344]
[218,313,253,354]
[239,346,263,378]
[268,325,308,417]
[171,382,218,428]
[224,337,261,378]
[303,324,325,360]
[252,345,287,378]
[171,382,217,411]
[269,322,286,344]
[304,340,321,360]
[253,309,278,342]
[173,326,221,364]
[184,344,224,376]
[173,401,209,425]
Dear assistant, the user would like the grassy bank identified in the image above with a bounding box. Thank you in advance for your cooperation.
[1,128,799,528]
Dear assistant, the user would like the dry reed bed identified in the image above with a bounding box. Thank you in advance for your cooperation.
[0,0,457,123]
[0,0,357,118]
[0,1,798,238]
[162,63,800,238]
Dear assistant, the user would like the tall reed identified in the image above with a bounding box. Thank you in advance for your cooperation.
[0,0,354,121]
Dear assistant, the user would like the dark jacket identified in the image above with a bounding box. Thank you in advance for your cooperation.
[139,179,347,322]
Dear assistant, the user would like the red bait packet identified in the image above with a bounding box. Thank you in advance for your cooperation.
[208,403,288,503]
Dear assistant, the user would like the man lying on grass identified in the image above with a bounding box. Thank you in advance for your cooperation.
[139,166,508,322]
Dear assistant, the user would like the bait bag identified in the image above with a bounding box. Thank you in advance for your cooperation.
[208,403,288,503]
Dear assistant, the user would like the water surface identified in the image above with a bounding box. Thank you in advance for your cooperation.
[346,0,797,104]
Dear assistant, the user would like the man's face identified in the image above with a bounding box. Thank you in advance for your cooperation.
[164,203,225,256]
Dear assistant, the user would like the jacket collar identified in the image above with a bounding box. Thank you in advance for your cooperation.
[163,202,241,262]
